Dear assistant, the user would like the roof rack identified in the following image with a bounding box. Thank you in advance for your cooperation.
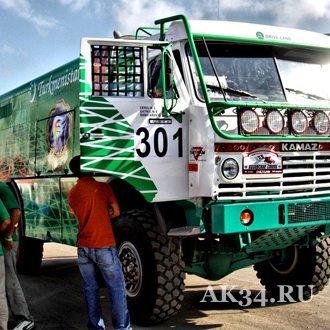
[135,27,167,40]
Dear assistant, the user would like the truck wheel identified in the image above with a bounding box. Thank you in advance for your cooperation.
[113,209,185,325]
[254,236,330,300]
[16,233,44,274]
[16,207,43,274]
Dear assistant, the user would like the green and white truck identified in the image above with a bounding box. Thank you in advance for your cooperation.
[1,14,330,325]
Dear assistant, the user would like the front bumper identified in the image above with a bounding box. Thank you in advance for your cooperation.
[211,196,330,234]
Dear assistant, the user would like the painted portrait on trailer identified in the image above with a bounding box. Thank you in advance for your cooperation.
[47,99,72,171]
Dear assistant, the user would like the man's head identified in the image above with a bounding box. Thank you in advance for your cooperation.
[69,155,83,178]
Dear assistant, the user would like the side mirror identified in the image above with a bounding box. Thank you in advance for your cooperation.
[161,45,175,114]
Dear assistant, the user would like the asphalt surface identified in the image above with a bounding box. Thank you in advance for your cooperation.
[11,243,330,330]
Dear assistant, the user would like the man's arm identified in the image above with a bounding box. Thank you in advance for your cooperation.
[0,218,10,232]
[3,208,20,249]
[109,202,120,219]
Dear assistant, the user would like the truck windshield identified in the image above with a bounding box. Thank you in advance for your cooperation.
[189,41,330,105]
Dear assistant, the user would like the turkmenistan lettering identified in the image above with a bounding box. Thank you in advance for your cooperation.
[37,68,79,98]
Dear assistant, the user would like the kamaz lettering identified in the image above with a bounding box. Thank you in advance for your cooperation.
[280,143,319,151]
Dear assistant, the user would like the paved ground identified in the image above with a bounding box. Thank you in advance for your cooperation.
[11,242,330,330]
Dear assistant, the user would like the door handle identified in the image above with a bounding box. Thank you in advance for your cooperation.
[82,130,104,139]
[90,132,104,138]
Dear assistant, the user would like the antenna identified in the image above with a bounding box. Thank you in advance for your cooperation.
[113,30,122,39]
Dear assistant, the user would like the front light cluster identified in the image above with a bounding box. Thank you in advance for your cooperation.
[240,110,259,134]
[266,110,285,134]
[221,158,239,180]
[313,111,330,134]
[239,109,330,135]
[290,110,330,135]
[291,110,308,134]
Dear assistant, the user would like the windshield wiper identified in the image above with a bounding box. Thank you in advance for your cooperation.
[202,37,267,104]
[286,88,328,101]
[202,38,227,102]
[206,84,268,103]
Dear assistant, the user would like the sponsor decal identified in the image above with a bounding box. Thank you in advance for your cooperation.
[280,142,319,152]
[47,99,72,171]
[256,31,291,41]
[256,31,264,39]
[190,146,206,161]
[243,149,282,175]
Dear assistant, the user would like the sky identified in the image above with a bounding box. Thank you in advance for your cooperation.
[1,0,330,96]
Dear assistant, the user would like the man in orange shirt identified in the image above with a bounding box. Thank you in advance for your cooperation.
[68,156,131,330]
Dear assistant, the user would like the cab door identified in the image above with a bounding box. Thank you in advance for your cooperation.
[79,38,189,203]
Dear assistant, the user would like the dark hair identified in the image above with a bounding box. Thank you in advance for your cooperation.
[69,156,83,177]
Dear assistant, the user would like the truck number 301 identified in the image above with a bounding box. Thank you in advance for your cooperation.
[136,127,183,158]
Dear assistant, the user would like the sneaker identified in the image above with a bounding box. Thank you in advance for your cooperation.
[13,320,36,330]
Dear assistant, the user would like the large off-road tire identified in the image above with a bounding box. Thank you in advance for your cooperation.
[254,235,330,300]
[16,235,44,274]
[16,204,44,274]
[113,209,185,325]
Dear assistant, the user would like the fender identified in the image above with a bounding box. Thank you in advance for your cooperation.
[152,201,187,235]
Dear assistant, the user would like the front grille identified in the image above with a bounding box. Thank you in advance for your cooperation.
[215,153,330,200]
[288,201,330,224]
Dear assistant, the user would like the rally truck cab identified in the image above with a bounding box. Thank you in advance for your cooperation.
[1,14,330,325]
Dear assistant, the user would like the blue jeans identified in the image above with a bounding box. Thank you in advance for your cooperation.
[77,246,131,330]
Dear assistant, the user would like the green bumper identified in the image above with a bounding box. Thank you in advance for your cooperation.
[211,196,330,234]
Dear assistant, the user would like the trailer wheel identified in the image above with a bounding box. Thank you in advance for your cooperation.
[113,209,185,325]
[254,235,330,300]
[5,180,44,274]
[16,229,44,274]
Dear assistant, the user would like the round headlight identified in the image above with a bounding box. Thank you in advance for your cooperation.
[241,110,259,134]
[313,111,329,135]
[291,111,309,134]
[222,158,239,180]
[266,110,284,134]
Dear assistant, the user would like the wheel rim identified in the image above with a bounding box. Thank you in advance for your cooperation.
[118,241,143,297]
[269,246,299,275]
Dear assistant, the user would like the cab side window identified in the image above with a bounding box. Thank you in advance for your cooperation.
[148,56,179,99]
[91,45,144,97]
[148,58,163,98]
